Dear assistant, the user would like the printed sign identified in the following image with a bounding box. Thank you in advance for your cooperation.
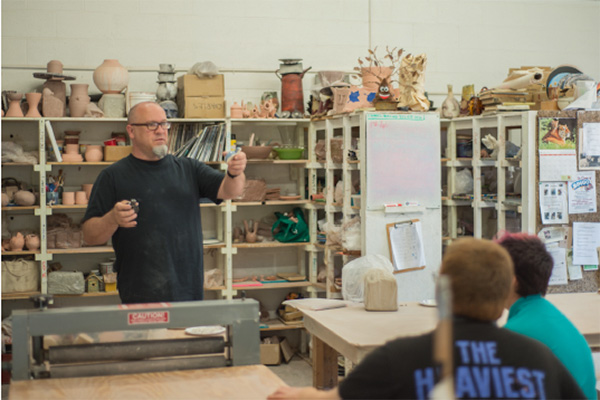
[127,311,170,325]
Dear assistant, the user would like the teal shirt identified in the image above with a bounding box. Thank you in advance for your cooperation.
[505,295,597,400]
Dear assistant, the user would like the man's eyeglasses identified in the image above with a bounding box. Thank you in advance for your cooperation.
[130,121,171,131]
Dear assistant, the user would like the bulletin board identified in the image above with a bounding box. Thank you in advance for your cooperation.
[536,110,600,293]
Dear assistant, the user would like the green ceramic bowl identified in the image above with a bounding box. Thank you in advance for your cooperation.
[274,147,304,160]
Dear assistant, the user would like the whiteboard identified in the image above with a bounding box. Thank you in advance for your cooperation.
[366,113,441,208]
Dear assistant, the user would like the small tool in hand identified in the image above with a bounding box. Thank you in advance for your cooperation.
[224,148,241,162]
[129,199,139,213]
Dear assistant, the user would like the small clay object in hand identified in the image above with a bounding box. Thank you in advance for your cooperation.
[129,199,139,213]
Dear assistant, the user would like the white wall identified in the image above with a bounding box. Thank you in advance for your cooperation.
[2,0,599,108]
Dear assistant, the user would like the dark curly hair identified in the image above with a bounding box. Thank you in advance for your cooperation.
[495,232,553,296]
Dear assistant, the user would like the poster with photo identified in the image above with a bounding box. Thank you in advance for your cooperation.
[539,182,568,224]
[538,117,577,150]
[579,122,600,170]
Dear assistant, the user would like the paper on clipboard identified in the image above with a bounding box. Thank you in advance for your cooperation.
[45,120,62,163]
[386,219,426,273]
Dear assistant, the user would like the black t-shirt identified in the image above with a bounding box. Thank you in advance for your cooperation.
[82,154,224,303]
[338,318,584,400]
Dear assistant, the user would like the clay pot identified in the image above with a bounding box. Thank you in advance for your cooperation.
[93,59,129,94]
[6,92,24,117]
[9,232,25,251]
[82,184,94,200]
[47,60,63,74]
[25,234,40,251]
[14,190,36,206]
[2,193,9,207]
[25,93,42,117]
[62,191,75,205]
[75,191,88,205]
[84,145,103,162]
[2,239,11,251]
[65,144,80,154]
[69,84,91,117]
[230,102,244,118]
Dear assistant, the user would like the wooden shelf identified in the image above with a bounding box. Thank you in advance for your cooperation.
[2,291,40,300]
[47,161,112,166]
[233,242,308,249]
[234,281,313,290]
[260,319,304,331]
[48,246,114,254]
[1,162,36,166]
[2,206,39,211]
[246,159,307,164]
[54,291,120,298]
[1,250,39,256]
[233,200,310,206]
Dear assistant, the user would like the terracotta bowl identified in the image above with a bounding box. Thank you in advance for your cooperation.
[241,145,273,159]
[62,153,83,162]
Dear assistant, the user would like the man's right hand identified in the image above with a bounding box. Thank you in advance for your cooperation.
[111,200,138,228]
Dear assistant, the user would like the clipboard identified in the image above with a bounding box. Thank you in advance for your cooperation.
[386,219,426,274]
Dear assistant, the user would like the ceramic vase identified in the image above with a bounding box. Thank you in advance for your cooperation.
[9,232,24,251]
[6,93,24,117]
[440,84,460,118]
[69,84,91,117]
[230,102,243,118]
[84,145,103,162]
[25,234,40,251]
[93,59,129,94]
[25,93,42,117]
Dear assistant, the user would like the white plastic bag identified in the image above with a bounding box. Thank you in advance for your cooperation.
[342,254,394,303]
[455,168,473,194]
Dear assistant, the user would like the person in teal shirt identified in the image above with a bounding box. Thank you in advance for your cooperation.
[497,232,597,399]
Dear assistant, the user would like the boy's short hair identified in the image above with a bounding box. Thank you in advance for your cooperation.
[495,232,553,296]
[441,238,514,321]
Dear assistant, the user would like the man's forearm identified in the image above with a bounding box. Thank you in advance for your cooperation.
[218,172,246,200]
[82,211,118,245]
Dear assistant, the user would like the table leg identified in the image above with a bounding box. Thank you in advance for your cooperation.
[312,335,338,389]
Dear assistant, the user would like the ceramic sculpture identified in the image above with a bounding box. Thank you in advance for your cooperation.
[275,59,311,118]
[440,84,460,118]
[33,60,75,117]
[6,92,24,117]
[25,234,40,251]
[9,232,24,251]
[156,63,178,118]
[93,59,129,94]
[69,84,91,117]
[25,93,42,117]
[397,53,430,111]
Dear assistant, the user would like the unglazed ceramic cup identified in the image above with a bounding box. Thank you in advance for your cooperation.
[75,191,88,205]
[82,184,94,199]
[62,192,75,205]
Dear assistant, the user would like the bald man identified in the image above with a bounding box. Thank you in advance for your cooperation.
[82,102,247,303]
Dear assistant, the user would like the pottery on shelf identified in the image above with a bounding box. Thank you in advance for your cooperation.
[440,84,460,118]
[82,183,94,199]
[62,191,75,205]
[6,92,24,117]
[69,83,91,118]
[25,234,40,251]
[93,59,129,94]
[361,66,393,92]
[25,93,42,117]
[13,190,36,206]
[243,220,258,243]
[9,232,25,251]
[75,191,88,205]
[156,82,177,101]
[1,193,9,207]
[84,145,103,162]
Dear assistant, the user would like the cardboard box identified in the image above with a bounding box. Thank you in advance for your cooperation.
[260,343,281,365]
[104,145,132,162]
[179,96,225,118]
[177,74,225,97]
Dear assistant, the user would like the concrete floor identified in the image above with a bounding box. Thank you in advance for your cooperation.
[267,354,313,388]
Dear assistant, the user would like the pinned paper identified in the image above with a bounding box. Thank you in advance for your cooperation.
[537,226,569,243]
[572,222,600,265]
[539,150,578,181]
[568,171,597,214]
[579,122,600,170]
[539,182,568,225]
[546,244,568,286]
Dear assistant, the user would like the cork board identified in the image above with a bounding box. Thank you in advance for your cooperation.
[536,110,600,293]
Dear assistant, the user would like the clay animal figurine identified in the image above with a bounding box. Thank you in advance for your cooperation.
[25,234,40,251]
[243,219,259,243]
[373,78,398,110]
[9,232,25,251]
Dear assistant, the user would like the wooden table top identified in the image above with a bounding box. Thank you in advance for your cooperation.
[300,301,438,364]
[299,292,600,363]
[9,365,287,400]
